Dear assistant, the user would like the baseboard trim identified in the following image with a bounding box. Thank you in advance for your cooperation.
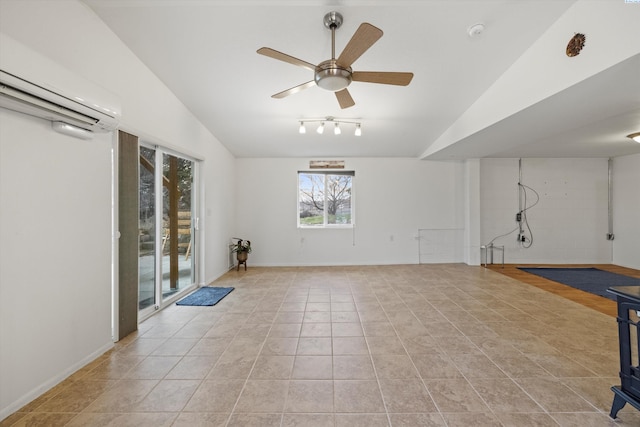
[0,341,114,421]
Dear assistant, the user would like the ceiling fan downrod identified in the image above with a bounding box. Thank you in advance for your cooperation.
[316,11,352,92]
[323,11,343,60]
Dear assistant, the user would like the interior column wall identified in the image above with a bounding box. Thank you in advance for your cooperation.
[464,159,481,265]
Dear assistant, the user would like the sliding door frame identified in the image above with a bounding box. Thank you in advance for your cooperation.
[138,142,201,322]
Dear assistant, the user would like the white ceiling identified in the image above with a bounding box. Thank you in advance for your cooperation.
[84,0,640,160]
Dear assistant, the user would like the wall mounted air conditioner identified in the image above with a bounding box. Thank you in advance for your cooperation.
[0,33,121,134]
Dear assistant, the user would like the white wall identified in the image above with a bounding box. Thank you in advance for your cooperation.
[613,153,640,269]
[234,158,466,266]
[0,109,114,418]
[480,158,612,264]
[0,0,235,418]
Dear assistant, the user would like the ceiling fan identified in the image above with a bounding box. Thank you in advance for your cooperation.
[257,11,413,109]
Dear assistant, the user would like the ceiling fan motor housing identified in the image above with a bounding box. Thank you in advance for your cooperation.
[315,60,352,91]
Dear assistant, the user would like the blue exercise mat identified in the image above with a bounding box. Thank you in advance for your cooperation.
[518,267,640,300]
[176,286,234,306]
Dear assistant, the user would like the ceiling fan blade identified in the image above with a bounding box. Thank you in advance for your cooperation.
[336,23,383,68]
[257,47,317,72]
[335,89,355,109]
[272,80,316,99]
[352,71,414,86]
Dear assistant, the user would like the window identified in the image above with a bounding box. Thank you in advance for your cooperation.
[298,171,354,227]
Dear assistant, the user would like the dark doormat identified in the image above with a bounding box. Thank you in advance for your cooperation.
[176,286,234,306]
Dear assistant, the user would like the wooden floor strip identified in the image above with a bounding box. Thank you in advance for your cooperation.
[486,264,640,318]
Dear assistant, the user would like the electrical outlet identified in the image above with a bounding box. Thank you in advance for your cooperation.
[516,212,522,222]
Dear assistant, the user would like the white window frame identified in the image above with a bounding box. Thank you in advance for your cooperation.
[297,170,355,228]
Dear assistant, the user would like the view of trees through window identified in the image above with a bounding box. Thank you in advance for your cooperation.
[298,171,353,226]
[139,148,193,251]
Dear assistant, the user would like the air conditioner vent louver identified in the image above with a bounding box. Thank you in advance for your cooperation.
[0,33,121,133]
[1,83,101,127]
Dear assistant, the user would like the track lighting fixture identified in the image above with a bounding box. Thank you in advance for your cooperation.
[298,116,362,136]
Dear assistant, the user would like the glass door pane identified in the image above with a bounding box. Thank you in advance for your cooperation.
[138,146,156,311]
[161,153,194,299]
[138,145,196,317]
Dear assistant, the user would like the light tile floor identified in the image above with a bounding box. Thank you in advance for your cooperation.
[3,264,640,426]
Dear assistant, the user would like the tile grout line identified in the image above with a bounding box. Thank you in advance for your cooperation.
[372,278,450,426]
[223,274,296,427]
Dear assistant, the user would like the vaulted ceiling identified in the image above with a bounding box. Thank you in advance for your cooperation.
[85,0,640,160]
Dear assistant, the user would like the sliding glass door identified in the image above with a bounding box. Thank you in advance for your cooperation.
[139,145,196,317]
[139,146,157,311]
[161,152,195,295]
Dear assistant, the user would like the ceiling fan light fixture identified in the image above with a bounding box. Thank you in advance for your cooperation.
[334,122,341,135]
[355,123,362,136]
[299,121,306,134]
[315,61,353,91]
[317,122,325,134]
[316,74,351,91]
[627,132,640,143]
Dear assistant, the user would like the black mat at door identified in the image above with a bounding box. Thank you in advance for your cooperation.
[176,287,234,306]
